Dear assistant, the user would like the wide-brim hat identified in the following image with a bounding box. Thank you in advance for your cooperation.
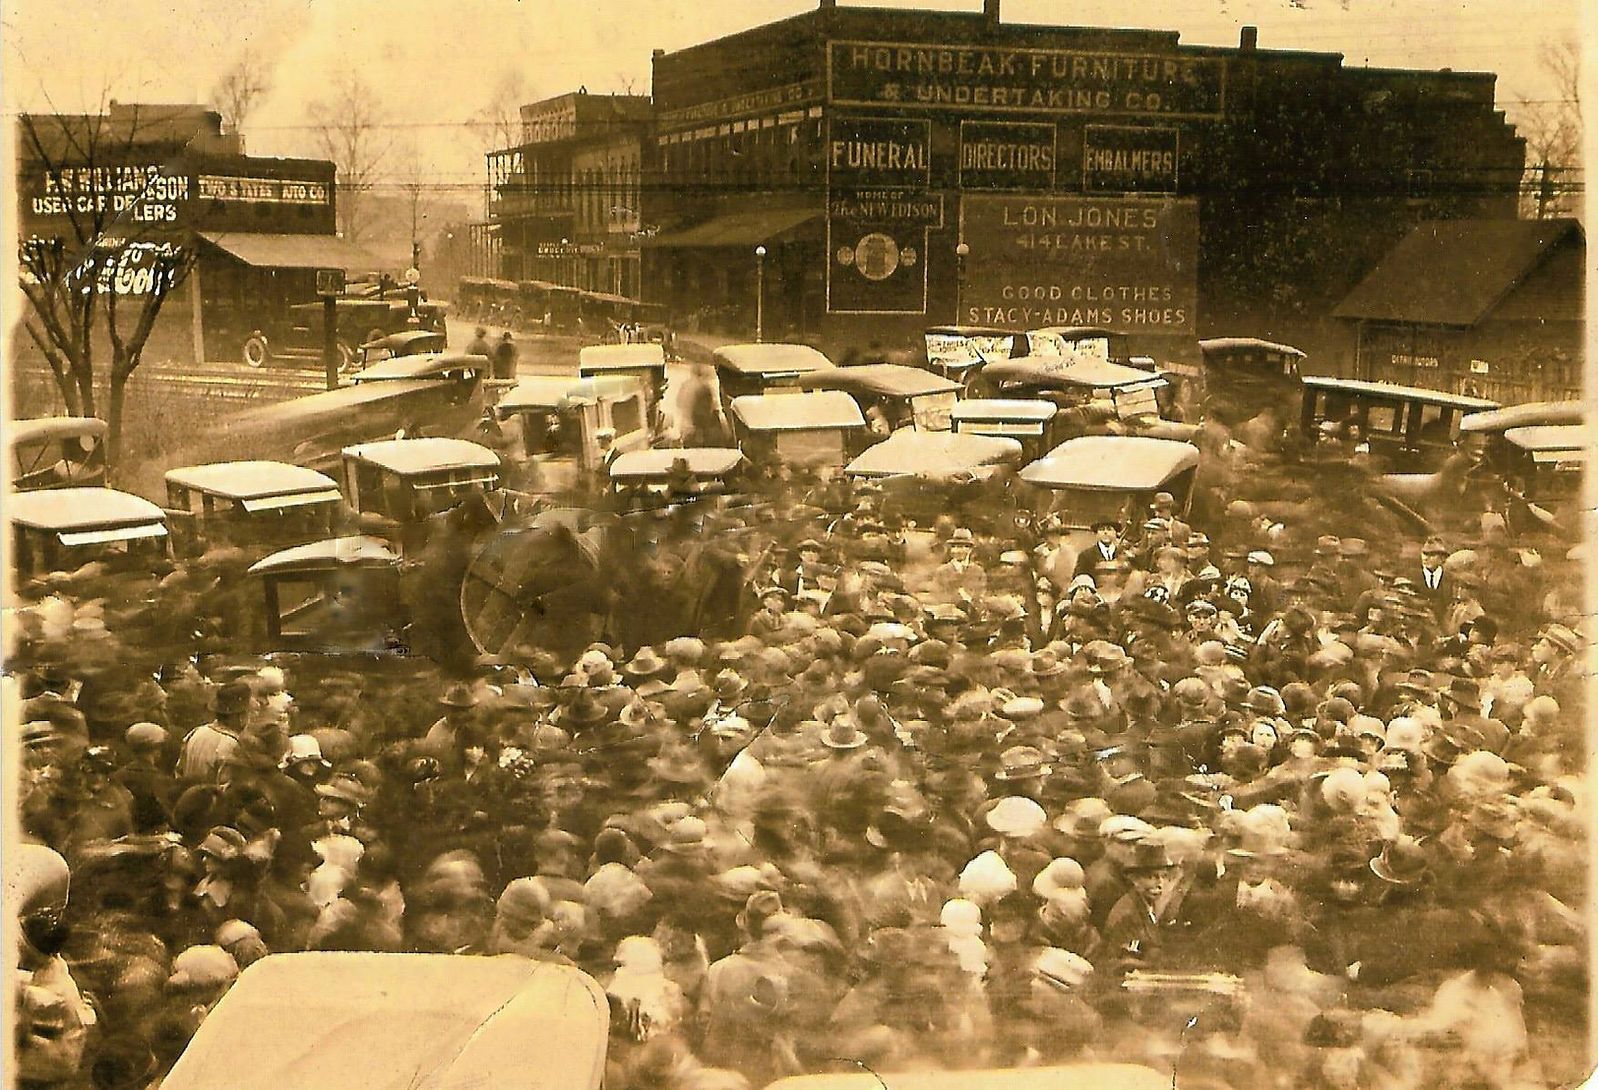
[820,717,869,750]
[438,683,480,709]
[197,826,247,860]
[315,779,369,808]
[995,745,1050,780]
[1123,839,1178,871]
[555,693,610,728]
[209,681,253,715]
[1369,840,1430,886]
[624,647,669,678]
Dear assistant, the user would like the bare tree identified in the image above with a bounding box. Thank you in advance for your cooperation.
[470,67,532,150]
[210,55,272,147]
[17,103,198,463]
[1507,36,1582,217]
[392,138,429,267]
[308,72,391,242]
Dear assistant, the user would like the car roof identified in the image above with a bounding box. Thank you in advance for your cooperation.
[8,416,108,447]
[158,953,608,1090]
[246,535,400,575]
[796,364,959,397]
[981,358,1166,390]
[577,343,666,372]
[951,398,1058,422]
[341,438,501,475]
[361,329,446,351]
[164,460,339,500]
[1502,423,1597,453]
[609,447,745,479]
[9,486,166,532]
[352,352,487,382]
[845,429,1023,478]
[497,375,642,412]
[1300,375,1499,410]
[730,391,867,431]
[925,325,1017,337]
[765,1064,1168,1090]
[711,342,834,376]
[1198,337,1306,357]
[1029,326,1119,340]
[1458,399,1584,435]
[1021,435,1201,490]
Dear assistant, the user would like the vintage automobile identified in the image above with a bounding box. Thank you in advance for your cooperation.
[1500,423,1591,528]
[729,391,867,469]
[341,438,503,529]
[242,296,447,371]
[159,953,609,1090]
[356,329,448,367]
[1457,399,1585,472]
[844,428,1024,480]
[794,364,961,432]
[9,417,108,491]
[10,487,170,581]
[1299,376,1498,471]
[1019,435,1202,555]
[492,374,652,490]
[577,343,668,423]
[921,325,1024,382]
[162,460,343,556]
[950,398,1060,462]
[1199,336,1305,419]
[971,357,1193,440]
[712,343,836,416]
[138,352,491,499]
[248,535,407,653]
[608,447,746,502]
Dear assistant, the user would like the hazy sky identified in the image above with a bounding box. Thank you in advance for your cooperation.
[2,0,1583,209]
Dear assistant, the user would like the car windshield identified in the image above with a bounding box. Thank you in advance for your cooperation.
[1035,487,1137,528]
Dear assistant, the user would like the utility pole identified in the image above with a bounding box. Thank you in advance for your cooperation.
[1536,162,1553,218]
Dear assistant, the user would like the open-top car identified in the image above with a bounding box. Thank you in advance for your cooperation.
[10,486,170,581]
[729,391,867,469]
[9,417,108,491]
[1020,435,1202,561]
[242,296,447,371]
[922,325,1024,382]
[247,536,406,653]
[844,428,1024,480]
[163,460,343,555]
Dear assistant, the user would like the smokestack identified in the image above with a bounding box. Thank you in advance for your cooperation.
[984,0,1001,27]
[1240,26,1258,50]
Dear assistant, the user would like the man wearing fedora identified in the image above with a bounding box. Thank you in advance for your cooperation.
[1417,538,1453,623]
[1094,837,1195,974]
[176,681,252,784]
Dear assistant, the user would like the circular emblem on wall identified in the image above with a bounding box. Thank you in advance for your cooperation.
[835,246,855,267]
[853,233,900,281]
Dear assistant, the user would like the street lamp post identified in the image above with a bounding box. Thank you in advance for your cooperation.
[754,245,767,342]
[955,241,970,325]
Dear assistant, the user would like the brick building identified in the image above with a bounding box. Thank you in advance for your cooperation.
[486,92,654,299]
[640,0,1525,364]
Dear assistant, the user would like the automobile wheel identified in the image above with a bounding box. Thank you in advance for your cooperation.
[243,334,270,368]
[338,343,358,374]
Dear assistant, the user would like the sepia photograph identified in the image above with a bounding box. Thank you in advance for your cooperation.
[1,0,1591,1087]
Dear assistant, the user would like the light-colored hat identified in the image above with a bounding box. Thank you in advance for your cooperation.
[1033,947,1093,989]
[1098,815,1155,842]
[1032,857,1086,899]
[985,796,1048,838]
[958,849,1017,904]
[168,945,239,990]
[282,734,327,768]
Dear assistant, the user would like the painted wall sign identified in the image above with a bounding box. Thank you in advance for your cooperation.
[830,41,1225,118]
[1082,125,1179,193]
[960,121,1057,190]
[959,194,1198,332]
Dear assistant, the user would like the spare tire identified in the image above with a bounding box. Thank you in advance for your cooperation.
[242,334,270,368]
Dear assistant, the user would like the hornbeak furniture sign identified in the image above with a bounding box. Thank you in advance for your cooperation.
[830,41,1225,118]
[958,195,1198,332]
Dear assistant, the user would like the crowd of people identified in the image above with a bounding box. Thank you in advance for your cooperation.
[8,455,1590,1090]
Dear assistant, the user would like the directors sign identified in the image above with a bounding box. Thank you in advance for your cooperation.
[960,121,1057,190]
[958,195,1197,333]
[830,41,1224,118]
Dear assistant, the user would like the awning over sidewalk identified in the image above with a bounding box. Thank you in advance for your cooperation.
[644,207,820,249]
[197,231,389,271]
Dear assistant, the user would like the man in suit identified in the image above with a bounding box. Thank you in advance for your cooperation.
[1418,537,1451,622]
[1074,519,1124,582]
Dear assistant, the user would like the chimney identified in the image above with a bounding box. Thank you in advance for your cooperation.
[652,48,664,59]
[818,0,835,8]
[984,0,1001,27]
[1239,26,1258,51]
